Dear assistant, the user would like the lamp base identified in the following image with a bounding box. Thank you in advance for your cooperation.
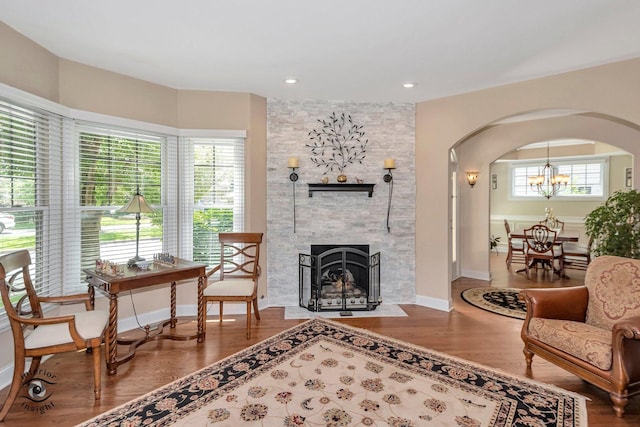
[127,255,145,267]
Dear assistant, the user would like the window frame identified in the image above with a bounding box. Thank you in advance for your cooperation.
[509,156,609,201]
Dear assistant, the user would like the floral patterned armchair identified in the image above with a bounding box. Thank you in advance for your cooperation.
[519,255,640,417]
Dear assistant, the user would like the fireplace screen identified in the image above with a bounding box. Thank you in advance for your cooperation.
[299,245,381,312]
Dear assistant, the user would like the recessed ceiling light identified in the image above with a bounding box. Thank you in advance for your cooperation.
[402,82,416,88]
[284,78,298,84]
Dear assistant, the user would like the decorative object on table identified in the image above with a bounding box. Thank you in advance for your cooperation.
[95,259,124,276]
[119,186,154,266]
[383,158,395,233]
[465,170,479,187]
[78,318,586,427]
[527,141,570,199]
[153,252,176,266]
[461,287,527,319]
[320,176,329,184]
[288,158,299,233]
[585,189,640,259]
[135,260,152,270]
[489,234,501,255]
[355,177,363,184]
[306,112,367,183]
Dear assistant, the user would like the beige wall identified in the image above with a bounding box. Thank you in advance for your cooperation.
[417,58,640,305]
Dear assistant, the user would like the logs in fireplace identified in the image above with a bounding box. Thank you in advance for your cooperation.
[299,245,381,312]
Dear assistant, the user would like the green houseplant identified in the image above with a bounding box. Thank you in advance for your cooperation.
[584,189,640,259]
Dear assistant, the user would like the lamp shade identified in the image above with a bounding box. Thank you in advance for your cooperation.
[119,192,154,214]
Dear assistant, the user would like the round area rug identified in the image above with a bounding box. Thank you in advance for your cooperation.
[461,287,527,319]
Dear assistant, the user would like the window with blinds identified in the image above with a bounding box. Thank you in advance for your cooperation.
[190,138,245,267]
[78,124,164,270]
[511,158,607,199]
[0,98,65,324]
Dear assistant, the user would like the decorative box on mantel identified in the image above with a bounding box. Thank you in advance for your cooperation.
[307,183,375,197]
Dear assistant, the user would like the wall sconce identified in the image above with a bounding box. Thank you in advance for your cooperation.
[288,158,299,233]
[466,171,479,188]
[384,158,395,233]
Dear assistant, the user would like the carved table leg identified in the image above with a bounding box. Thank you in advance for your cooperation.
[106,293,118,375]
[170,281,177,328]
[198,274,205,342]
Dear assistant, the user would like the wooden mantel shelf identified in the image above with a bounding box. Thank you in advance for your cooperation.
[307,183,375,197]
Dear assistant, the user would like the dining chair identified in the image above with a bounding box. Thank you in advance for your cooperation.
[204,232,263,339]
[0,250,108,422]
[504,219,526,270]
[539,218,565,231]
[523,224,563,281]
[562,235,594,271]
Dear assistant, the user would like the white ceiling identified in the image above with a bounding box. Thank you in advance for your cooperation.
[2,0,640,103]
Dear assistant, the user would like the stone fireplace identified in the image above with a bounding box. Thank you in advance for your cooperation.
[299,244,381,312]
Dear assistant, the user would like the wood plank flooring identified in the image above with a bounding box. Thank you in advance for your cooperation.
[0,253,638,425]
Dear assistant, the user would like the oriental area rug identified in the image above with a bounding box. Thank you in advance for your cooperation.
[461,287,527,320]
[79,318,586,427]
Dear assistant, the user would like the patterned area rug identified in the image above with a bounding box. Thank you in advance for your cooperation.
[461,287,527,320]
[79,318,586,426]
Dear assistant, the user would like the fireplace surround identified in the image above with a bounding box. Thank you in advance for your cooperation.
[299,244,381,312]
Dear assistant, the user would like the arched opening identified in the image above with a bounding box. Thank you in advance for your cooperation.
[451,110,639,293]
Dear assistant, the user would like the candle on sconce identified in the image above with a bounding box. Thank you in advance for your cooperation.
[288,157,299,168]
[384,158,395,169]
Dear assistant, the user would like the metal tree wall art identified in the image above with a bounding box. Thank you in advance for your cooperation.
[306,112,368,179]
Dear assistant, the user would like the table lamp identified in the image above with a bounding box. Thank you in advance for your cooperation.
[119,187,154,266]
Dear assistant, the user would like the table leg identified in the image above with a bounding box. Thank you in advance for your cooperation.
[88,285,95,310]
[198,274,205,342]
[106,293,118,375]
[170,281,177,328]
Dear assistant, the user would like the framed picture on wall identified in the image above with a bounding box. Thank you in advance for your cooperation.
[491,173,497,190]
[626,168,632,187]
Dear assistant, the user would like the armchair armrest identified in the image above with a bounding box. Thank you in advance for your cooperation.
[40,293,92,310]
[519,286,588,321]
[17,314,86,347]
[612,316,640,390]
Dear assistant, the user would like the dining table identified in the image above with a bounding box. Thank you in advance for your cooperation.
[509,228,579,278]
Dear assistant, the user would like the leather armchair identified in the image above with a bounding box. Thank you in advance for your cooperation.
[519,255,640,417]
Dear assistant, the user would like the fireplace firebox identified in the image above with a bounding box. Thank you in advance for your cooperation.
[299,245,381,312]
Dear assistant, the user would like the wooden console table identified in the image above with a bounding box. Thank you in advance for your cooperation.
[83,259,207,375]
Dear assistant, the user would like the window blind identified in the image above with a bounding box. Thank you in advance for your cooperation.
[182,137,245,267]
[0,98,65,325]
[77,123,165,270]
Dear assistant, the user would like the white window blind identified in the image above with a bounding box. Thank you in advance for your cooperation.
[0,98,64,325]
[77,124,165,270]
[187,137,245,267]
[511,158,606,199]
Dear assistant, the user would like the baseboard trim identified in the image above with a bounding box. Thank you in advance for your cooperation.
[414,294,453,312]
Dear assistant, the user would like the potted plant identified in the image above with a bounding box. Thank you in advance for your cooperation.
[584,189,640,259]
[489,235,501,255]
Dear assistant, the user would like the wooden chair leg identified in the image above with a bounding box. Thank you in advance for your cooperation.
[92,344,102,400]
[253,297,260,320]
[0,355,26,421]
[219,301,223,322]
[246,301,251,339]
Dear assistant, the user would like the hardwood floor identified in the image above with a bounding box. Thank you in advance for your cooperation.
[0,253,638,425]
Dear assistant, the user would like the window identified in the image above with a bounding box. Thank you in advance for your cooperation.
[77,124,165,272]
[511,158,607,199]
[185,137,245,267]
[0,90,246,330]
[0,98,64,323]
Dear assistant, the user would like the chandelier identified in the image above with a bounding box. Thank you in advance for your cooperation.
[527,142,570,199]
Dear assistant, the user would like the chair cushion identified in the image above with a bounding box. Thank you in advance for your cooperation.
[585,256,640,330]
[528,318,612,371]
[24,310,108,350]
[561,242,589,255]
[204,279,255,297]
